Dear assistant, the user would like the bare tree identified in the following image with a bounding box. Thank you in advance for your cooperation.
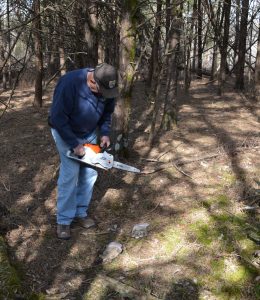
[255,24,260,101]
[148,0,162,89]
[218,0,231,95]
[235,0,249,90]
[112,0,137,156]
[197,0,203,78]
[32,0,43,107]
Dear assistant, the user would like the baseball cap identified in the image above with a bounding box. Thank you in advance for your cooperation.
[94,63,119,98]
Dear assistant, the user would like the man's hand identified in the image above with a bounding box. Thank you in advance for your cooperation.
[100,136,110,148]
[73,144,85,157]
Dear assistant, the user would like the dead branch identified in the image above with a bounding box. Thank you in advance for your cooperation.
[0,32,32,119]
[140,144,259,175]
[0,29,23,75]
[1,181,10,192]
[172,162,193,179]
[43,60,67,92]
[97,274,160,300]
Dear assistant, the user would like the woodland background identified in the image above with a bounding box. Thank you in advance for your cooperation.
[1,0,260,147]
[0,0,259,299]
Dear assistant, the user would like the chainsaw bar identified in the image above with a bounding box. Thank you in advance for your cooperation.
[66,146,140,173]
[112,161,140,173]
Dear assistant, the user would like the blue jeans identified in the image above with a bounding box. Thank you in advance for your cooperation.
[51,129,98,225]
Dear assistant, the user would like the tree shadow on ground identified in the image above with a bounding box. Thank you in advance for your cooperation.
[0,80,259,299]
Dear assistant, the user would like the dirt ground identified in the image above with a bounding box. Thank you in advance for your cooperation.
[0,78,259,299]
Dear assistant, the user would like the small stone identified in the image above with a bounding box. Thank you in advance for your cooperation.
[109,224,118,232]
[218,234,224,240]
[200,161,208,167]
[255,276,260,282]
[131,223,149,239]
[100,241,123,263]
[46,287,59,295]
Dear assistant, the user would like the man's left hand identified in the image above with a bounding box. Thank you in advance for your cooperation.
[100,136,110,148]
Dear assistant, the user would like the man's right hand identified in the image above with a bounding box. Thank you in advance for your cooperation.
[73,144,85,157]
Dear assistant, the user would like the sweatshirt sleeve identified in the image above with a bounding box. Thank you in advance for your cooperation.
[50,81,79,148]
[98,98,115,136]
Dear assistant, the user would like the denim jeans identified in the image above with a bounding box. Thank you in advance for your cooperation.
[51,129,98,225]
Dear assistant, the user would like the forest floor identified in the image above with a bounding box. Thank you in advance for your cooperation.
[0,78,260,300]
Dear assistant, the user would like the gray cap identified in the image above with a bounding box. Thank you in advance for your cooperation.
[94,63,119,98]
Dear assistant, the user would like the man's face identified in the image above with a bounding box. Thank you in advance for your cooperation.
[88,72,99,94]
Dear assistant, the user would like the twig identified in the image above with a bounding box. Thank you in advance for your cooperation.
[1,181,10,191]
[142,202,160,218]
[141,158,161,163]
[97,273,161,300]
[156,149,172,161]
[80,231,111,236]
[0,31,32,119]
[140,144,259,175]
[172,162,193,179]
[140,165,172,175]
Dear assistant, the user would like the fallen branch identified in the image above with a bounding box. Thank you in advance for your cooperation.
[1,181,10,192]
[140,144,259,175]
[98,274,161,300]
[172,162,193,179]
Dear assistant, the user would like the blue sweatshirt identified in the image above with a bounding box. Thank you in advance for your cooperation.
[49,68,115,148]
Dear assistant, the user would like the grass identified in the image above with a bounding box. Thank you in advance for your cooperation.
[0,236,22,299]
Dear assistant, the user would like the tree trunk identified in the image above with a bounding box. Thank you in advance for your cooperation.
[32,0,43,107]
[197,0,203,78]
[165,0,171,38]
[255,26,260,102]
[248,21,253,84]
[74,1,98,68]
[184,0,195,91]
[161,6,181,130]
[233,0,240,68]
[147,0,162,88]
[218,0,231,95]
[149,1,181,142]
[210,40,218,81]
[46,2,60,77]
[0,17,7,90]
[7,0,11,88]
[235,0,249,90]
[74,2,86,68]
[112,1,136,156]
[58,15,66,76]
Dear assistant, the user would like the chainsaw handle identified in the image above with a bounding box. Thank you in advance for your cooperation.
[70,148,85,159]
[100,144,113,153]
[83,143,113,153]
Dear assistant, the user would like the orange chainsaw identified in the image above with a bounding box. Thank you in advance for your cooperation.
[66,144,140,173]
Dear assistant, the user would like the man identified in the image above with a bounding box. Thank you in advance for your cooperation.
[49,63,118,239]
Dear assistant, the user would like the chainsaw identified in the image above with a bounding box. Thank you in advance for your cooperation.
[66,144,141,173]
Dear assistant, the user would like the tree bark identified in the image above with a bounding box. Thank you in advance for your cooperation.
[218,0,231,95]
[255,25,260,102]
[112,1,137,156]
[233,0,240,69]
[7,0,11,88]
[148,0,162,88]
[149,1,181,142]
[192,0,197,72]
[32,0,43,107]
[235,0,249,90]
[197,0,203,78]
[161,5,181,130]
[74,0,98,68]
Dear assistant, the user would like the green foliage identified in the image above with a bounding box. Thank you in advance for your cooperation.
[189,221,218,245]
[156,226,183,255]
[28,293,46,300]
[0,237,22,300]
